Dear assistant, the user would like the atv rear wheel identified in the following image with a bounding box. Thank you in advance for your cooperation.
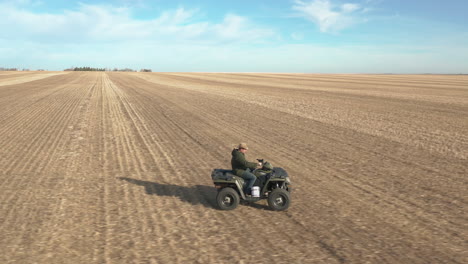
[268,189,290,211]
[217,187,240,210]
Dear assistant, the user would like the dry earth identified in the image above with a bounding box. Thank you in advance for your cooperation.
[0,71,467,264]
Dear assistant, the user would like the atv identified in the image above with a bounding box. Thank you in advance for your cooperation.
[211,159,291,211]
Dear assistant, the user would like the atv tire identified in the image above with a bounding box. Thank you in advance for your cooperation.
[217,187,240,210]
[268,189,290,211]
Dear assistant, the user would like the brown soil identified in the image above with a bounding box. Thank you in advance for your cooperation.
[0,71,69,86]
[0,72,467,264]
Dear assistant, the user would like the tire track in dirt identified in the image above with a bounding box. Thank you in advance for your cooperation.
[101,74,246,260]
[19,72,146,263]
[0,73,84,127]
[103,74,207,263]
[0,73,95,176]
[0,73,103,263]
[56,73,223,263]
[99,73,170,263]
[0,73,96,174]
[102,75,238,262]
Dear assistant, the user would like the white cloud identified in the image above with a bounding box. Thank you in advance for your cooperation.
[341,3,360,13]
[293,0,367,33]
[4,0,42,6]
[0,3,274,44]
[0,1,277,70]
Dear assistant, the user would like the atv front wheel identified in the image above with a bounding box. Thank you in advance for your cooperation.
[217,187,240,210]
[268,189,290,211]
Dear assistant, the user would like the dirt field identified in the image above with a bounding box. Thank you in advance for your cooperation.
[0,71,467,263]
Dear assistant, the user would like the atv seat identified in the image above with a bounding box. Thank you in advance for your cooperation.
[211,169,245,185]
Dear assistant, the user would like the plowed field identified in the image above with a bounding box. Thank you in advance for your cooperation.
[1,72,467,263]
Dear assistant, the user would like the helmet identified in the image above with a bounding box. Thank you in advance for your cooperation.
[263,161,273,170]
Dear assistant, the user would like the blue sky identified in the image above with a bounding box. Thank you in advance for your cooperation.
[1,0,467,73]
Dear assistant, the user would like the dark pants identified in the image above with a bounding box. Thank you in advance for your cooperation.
[241,169,257,194]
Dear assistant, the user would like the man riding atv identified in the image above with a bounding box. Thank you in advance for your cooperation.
[211,144,291,210]
[231,143,261,196]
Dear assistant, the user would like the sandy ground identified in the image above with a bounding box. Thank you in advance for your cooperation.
[0,72,467,264]
[0,71,69,87]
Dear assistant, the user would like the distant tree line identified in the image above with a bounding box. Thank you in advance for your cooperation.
[0,67,18,71]
[0,67,46,71]
[112,68,137,72]
[2,66,153,72]
[63,67,151,72]
[66,67,106,71]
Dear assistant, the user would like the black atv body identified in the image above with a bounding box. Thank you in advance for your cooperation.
[211,162,291,211]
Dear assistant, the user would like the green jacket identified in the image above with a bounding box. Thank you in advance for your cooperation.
[231,149,258,177]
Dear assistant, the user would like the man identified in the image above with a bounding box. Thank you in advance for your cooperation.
[231,143,261,195]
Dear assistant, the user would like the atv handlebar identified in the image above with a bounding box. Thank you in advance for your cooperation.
[256,159,264,169]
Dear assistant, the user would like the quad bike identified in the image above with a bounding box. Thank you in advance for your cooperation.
[211,159,291,211]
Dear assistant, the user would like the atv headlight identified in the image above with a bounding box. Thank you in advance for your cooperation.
[285,177,291,184]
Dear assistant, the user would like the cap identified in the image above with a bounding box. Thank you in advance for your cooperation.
[238,143,248,149]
